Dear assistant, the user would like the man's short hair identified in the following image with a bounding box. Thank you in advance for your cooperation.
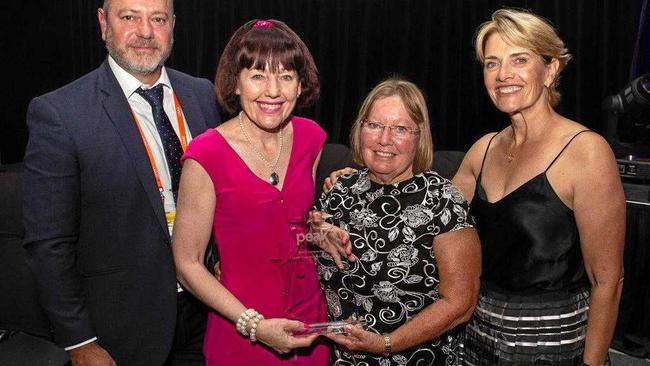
[103,0,175,13]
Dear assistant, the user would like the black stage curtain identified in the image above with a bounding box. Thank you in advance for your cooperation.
[1,0,648,357]
[614,185,650,358]
[1,0,644,163]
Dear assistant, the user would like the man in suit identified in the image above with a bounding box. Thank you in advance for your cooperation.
[22,0,220,364]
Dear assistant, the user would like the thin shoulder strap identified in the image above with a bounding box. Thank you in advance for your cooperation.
[478,132,500,176]
[544,130,591,172]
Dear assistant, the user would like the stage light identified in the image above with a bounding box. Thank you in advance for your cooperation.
[603,73,650,115]
[603,73,650,183]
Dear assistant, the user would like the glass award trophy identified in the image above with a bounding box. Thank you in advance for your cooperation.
[290,213,367,336]
[292,313,367,336]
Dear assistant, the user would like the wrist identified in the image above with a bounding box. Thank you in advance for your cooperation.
[581,352,610,366]
[580,359,609,366]
[68,340,99,353]
[236,309,255,336]
[382,333,392,357]
[248,314,264,342]
[236,308,263,340]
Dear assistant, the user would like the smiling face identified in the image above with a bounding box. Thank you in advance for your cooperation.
[360,95,418,184]
[98,0,175,83]
[236,63,301,131]
[482,32,559,115]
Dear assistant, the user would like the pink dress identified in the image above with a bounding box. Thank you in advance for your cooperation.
[181,116,329,366]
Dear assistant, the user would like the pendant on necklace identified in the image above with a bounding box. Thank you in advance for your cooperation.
[505,153,515,162]
[269,172,280,186]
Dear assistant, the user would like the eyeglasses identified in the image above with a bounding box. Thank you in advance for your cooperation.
[361,120,420,138]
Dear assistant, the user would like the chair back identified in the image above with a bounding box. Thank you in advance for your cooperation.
[315,143,354,199]
[432,150,465,180]
[0,163,51,337]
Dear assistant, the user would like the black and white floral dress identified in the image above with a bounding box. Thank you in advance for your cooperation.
[317,169,474,366]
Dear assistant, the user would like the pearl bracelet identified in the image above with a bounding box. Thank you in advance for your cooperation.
[236,309,258,337]
[249,313,264,343]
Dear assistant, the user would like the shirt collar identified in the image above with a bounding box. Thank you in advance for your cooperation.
[107,55,172,99]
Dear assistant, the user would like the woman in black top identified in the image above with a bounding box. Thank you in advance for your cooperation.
[453,9,625,366]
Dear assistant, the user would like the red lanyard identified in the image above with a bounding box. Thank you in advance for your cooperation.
[130,92,188,202]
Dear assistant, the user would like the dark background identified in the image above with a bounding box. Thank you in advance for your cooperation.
[0,0,645,164]
[1,0,649,359]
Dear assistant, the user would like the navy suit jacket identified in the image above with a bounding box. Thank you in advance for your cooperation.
[22,60,220,365]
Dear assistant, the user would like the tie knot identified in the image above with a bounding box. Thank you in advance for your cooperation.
[136,84,164,109]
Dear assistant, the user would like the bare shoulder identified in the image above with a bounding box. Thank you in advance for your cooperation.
[453,131,501,200]
[214,117,243,142]
[468,131,501,154]
[554,121,619,186]
[563,127,616,166]
[215,117,237,133]
[462,131,501,171]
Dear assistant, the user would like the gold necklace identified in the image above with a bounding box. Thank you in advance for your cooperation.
[238,112,283,186]
[505,128,519,162]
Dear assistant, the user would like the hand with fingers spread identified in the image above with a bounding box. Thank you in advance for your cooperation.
[323,167,357,193]
[326,324,385,356]
[254,318,319,354]
[308,210,356,269]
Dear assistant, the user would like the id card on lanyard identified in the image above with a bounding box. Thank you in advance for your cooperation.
[130,91,188,236]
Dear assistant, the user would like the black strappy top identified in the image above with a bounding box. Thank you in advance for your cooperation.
[470,130,591,294]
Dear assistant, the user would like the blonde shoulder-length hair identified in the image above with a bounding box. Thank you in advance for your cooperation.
[350,77,433,175]
[474,8,572,107]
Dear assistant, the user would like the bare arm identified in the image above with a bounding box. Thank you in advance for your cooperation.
[451,133,497,202]
[172,159,241,325]
[328,228,481,354]
[570,135,625,366]
[172,159,317,353]
[313,148,323,182]
[389,228,481,352]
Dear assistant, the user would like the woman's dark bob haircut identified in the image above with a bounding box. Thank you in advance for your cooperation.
[215,19,320,116]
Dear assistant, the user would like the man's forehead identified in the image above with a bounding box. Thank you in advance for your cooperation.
[108,0,173,14]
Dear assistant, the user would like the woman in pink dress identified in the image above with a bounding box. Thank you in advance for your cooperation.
[172,19,351,366]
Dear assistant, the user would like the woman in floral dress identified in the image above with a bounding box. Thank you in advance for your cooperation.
[312,78,481,366]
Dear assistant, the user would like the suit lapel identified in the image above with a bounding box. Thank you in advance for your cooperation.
[97,61,169,239]
[168,71,209,138]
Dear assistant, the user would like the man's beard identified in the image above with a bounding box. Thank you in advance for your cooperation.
[105,27,173,75]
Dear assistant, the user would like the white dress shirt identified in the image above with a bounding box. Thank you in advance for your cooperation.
[108,55,193,214]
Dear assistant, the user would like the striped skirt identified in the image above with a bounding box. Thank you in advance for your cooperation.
[461,287,590,365]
